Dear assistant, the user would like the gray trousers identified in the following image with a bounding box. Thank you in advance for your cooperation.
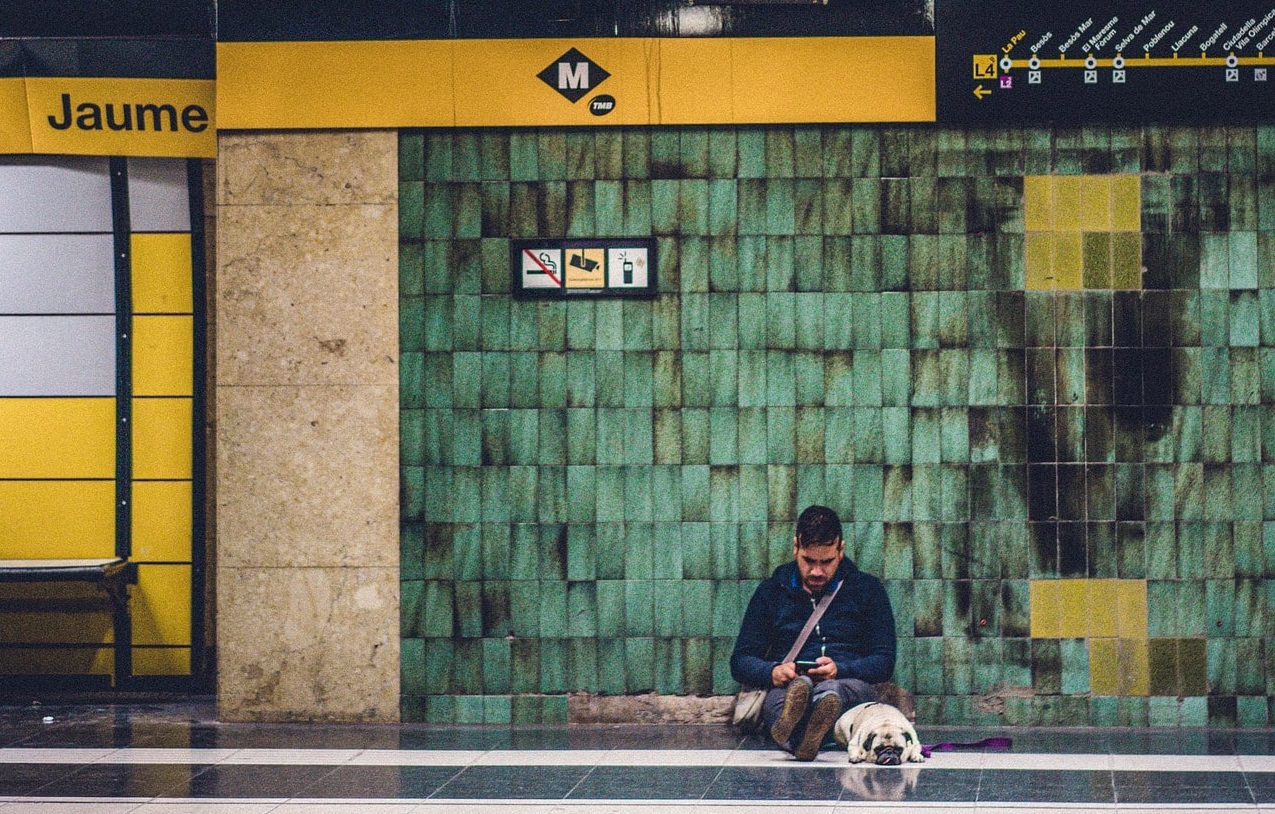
[761,678,877,748]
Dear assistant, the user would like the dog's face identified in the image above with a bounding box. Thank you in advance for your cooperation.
[833,702,925,765]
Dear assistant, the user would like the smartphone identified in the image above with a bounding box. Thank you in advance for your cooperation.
[794,660,820,674]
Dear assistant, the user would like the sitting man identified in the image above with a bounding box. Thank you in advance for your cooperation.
[730,504,897,760]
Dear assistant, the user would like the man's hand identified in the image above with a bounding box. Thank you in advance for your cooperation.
[805,656,838,680]
[771,662,799,687]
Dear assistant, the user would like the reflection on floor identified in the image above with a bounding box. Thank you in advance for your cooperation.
[4,700,1275,812]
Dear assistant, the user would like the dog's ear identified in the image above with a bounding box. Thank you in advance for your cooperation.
[903,729,915,744]
[862,733,876,753]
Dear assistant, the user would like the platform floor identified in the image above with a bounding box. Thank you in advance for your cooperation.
[4,700,1275,812]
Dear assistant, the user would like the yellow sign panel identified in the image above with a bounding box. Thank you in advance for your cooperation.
[0,79,35,153]
[565,248,606,288]
[218,36,936,128]
[25,77,216,158]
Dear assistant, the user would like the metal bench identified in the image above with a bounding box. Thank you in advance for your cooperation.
[0,558,138,684]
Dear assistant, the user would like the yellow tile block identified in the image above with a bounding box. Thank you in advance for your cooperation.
[1053,176,1081,231]
[133,316,194,397]
[131,233,194,314]
[0,481,114,559]
[1090,638,1120,695]
[1059,579,1090,637]
[1111,232,1143,289]
[0,646,112,675]
[0,398,114,479]
[1117,580,1148,638]
[1053,231,1083,290]
[1024,175,1053,231]
[132,398,193,480]
[1025,232,1055,289]
[0,603,114,644]
[1118,637,1150,696]
[1087,579,1119,637]
[132,564,192,646]
[1082,232,1112,289]
[1030,579,1061,638]
[1080,175,1113,231]
[133,646,191,676]
[131,481,193,562]
[1111,174,1141,231]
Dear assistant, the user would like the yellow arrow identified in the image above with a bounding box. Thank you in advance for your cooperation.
[973,84,992,99]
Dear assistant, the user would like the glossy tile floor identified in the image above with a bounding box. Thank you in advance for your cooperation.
[5,700,1275,812]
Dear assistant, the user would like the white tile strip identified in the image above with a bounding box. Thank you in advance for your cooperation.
[2,747,1275,773]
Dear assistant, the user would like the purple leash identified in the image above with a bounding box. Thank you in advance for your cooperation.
[920,737,1013,759]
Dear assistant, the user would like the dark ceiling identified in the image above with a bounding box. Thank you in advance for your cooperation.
[0,0,933,41]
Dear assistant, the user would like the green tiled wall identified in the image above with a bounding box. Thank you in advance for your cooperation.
[399,126,1275,727]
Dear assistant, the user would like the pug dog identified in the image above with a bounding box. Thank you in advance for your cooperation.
[833,701,925,765]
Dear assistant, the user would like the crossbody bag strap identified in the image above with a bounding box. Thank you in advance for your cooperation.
[779,577,843,664]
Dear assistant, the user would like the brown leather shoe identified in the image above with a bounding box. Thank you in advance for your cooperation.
[794,692,842,761]
[769,676,812,746]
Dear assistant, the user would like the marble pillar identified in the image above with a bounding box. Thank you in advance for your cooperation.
[214,131,400,721]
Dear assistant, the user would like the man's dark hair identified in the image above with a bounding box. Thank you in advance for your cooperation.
[795,504,842,547]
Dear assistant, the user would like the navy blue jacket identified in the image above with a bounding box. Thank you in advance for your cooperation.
[730,557,896,689]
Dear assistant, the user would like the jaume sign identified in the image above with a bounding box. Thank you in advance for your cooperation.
[46,92,210,134]
[23,79,216,157]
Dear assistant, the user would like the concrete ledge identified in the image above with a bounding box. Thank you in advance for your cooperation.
[567,684,914,725]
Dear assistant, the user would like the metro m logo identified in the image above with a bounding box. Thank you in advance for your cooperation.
[559,61,589,91]
[538,47,610,103]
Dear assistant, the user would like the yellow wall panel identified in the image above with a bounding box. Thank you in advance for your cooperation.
[0,398,114,479]
[1052,231,1083,290]
[1118,638,1149,696]
[656,39,735,126]
[1089,638,1119,695]
[131,233,193,313]
[0,481,115,559]
[1111,174,1141,231]
[133,316,194,396]
[1117,580,1149,638]
[1112,232,1143,289]
[1058,579,1089,638]
[0,608,113,644]
[0,646,112,675]
[1082,232,1112,289]
[132,398,192,479]
[1079,175,1112,231]
[132,564,191,646]
[1087,580,1119,638]
[731,37,934,124]
[1023,176,1052,231]
[133,646,191,676]
[0,78,35,153]
[1029,579,1060,638]
[131,480,192,561]
[1025,232,1054,290]
[1052,177,1081,231]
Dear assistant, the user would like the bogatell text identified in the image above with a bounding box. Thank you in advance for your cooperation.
[47,93,209,133]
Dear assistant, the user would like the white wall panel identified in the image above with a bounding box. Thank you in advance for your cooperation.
[0,316,115,396]
[128,158,191,232]
[0,158,113,233]
[0,235,116,314]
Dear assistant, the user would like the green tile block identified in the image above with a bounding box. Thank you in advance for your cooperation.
[597,580,625,637]
[508,131,538,180]
[538,638,568,694]
[668,179,707,237]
